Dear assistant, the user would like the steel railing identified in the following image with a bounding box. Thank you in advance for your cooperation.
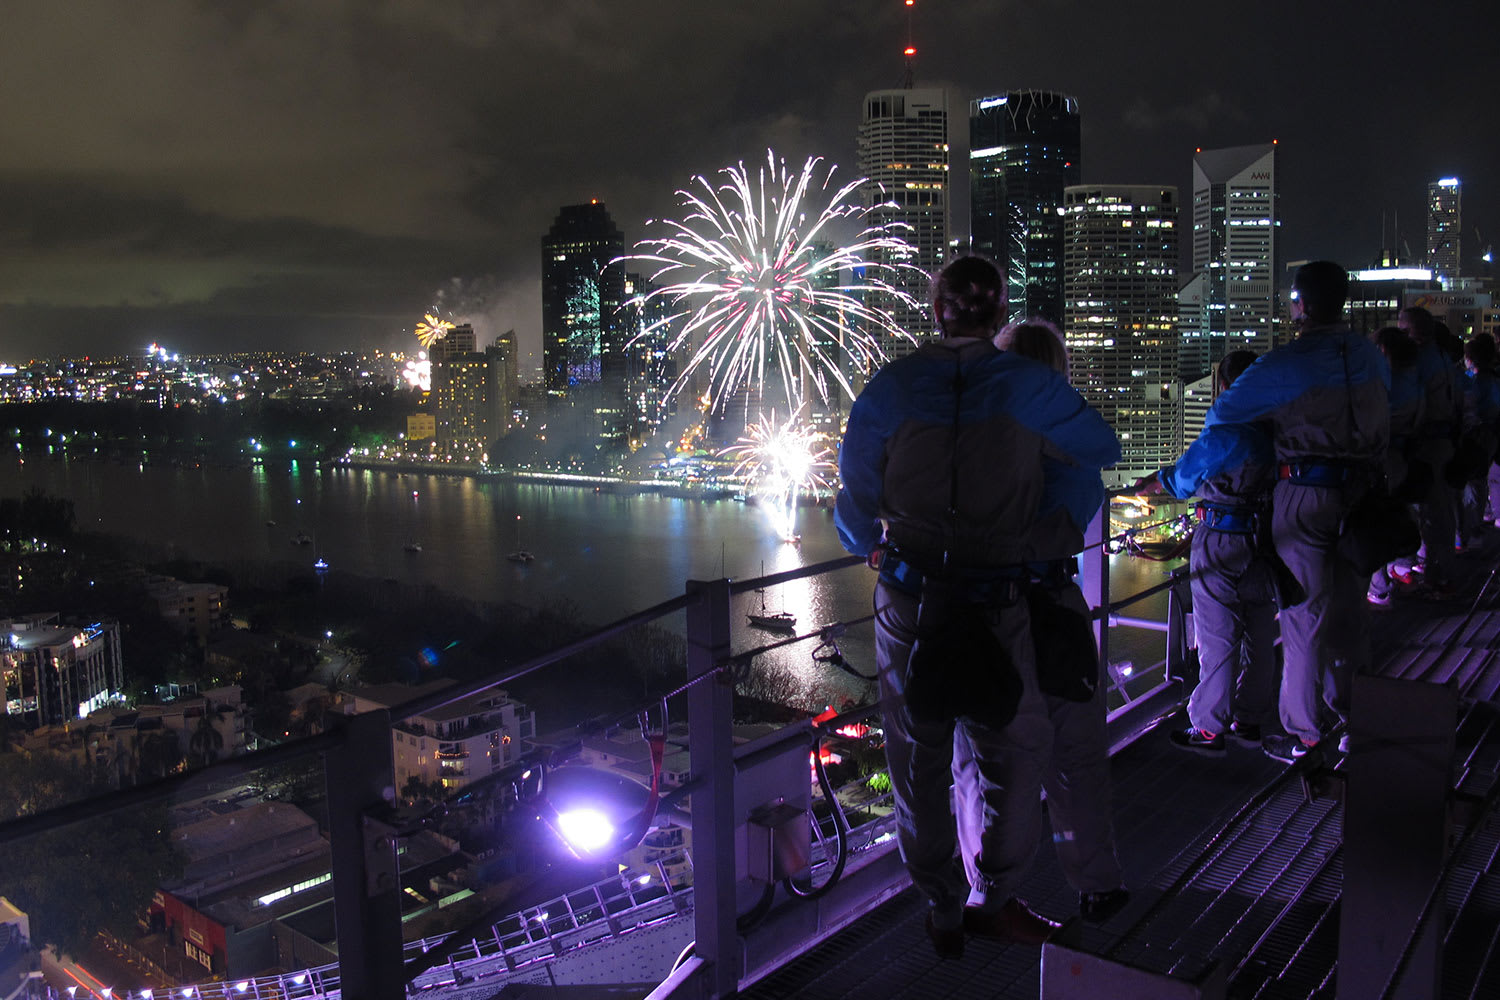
[2,507,1193,1000]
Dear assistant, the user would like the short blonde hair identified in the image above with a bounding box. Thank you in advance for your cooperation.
[995,318,1068,375]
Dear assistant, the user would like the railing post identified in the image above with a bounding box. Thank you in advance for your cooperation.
[1338,675,1455,1000]
[1165,571,1190,684]
[1081,505,1110,675]
[325,709,403,1000]
[685,577,738,998]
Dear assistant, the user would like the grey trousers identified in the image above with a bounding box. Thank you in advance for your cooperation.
[1186,527,1277,735]
[874,579,1122,915]
[1271,481,1369,742]
[1417,441,1456,585]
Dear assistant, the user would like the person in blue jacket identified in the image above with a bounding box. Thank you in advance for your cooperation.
[1137,350,1277,754]
[835,255,1126,957]
[1167,261,1389,761]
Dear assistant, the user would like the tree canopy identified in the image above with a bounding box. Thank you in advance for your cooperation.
[0,751,182,959]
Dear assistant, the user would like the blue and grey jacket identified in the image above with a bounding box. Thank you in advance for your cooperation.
[835,338,1120,573]
[1415,339,1460,435]
[1389,363,1425,447]
[1180,326,1390,476]
[1159,421,1275,509]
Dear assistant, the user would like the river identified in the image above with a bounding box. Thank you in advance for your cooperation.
[2,454,1172,708]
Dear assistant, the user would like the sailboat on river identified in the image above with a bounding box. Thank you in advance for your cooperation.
[506,513,535,564]
[747,563,796,632]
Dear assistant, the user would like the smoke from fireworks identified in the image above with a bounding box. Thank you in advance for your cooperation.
[620,150,923,415]
[722,409,835,541]
[414,314,456,349]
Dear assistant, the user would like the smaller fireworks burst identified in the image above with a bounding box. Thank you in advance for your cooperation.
[722,410,835,541]
[414,314,456,349]
[401,352,431,392]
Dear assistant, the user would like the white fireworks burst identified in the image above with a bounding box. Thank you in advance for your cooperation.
[621,150,923,414]
[402,353,431,392]
[722,410,834,541]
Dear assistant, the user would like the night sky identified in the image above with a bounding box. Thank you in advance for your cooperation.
[2,0,1494,370]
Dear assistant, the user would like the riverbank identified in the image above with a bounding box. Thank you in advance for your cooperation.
[337,457,748,499]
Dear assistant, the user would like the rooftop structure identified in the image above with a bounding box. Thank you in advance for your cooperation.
[1,614,122,727]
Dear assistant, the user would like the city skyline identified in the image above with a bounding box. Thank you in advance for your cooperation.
[0,0,1493,368]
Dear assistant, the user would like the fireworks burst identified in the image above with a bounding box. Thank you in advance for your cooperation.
[621,149,923,415]
[414,314,456,349]
[401,353,431,392]
[722,409,835,541]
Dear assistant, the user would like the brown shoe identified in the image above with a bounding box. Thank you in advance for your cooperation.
[924,911,965,959]
[962,898,1060,945]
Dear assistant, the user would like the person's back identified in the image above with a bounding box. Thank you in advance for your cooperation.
[846,341,1105,572]
[835,255,1125,956]
[991,317,1102,561]
[1200,262,1389,761]
[1149,351,1277,753]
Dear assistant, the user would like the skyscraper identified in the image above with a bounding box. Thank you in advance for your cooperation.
[1063,185,1181,487]
[969,90,1081,324]
[620,272,675,446]
[1182,143,1279,380]
[1427,177,1461,286]
[541,203,626,393]
[857,87,949,352]
[431,323,492,463]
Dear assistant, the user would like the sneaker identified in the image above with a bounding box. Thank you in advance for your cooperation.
[1367,587,1392,606]
[963,898,1061,946]
[924,911,965,960]
[1078,887,1130,924]
[1263,733,1320,763]
[1388,565,1420,586]
[1229,720,1262,746]
[1168,725,1225,756]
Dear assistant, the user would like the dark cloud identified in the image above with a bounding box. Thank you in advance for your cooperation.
[1,0,1496,365]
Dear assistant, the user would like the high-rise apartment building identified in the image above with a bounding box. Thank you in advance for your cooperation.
[857,87,949,354]
[431,324,492,463]
[970,91,1081,324]
[620,273,674,446]
[1063,185,1181,487]
[1427,177,1461,286]
[541,203,626,393]
[2,614,123,727]
[486,331,519,439]
[1182,144,1279,380]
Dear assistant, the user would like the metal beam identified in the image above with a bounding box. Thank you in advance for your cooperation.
[1337,675,1455,1000]
[325,709,404,1000]
[685,578,738,999]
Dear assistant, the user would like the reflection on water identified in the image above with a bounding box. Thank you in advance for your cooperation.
[8,457,1174,710]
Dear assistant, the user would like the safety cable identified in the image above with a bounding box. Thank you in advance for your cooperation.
[782,727,850,900]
